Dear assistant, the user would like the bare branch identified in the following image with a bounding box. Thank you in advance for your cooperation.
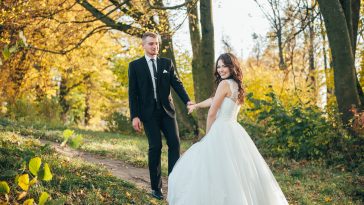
[253,0,277,27]
[146,0,196,10]
[283,3,320,47]
[76,0,144,35]
[29,25,110,55]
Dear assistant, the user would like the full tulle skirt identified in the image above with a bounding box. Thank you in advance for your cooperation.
[167,118,288,205]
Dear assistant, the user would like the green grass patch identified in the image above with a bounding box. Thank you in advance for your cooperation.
[0,121,362,204]
[269,159,363,204]
[0,132,166,204]
[2,124,194,176]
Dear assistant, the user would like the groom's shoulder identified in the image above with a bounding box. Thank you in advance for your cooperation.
[159,57,172,64]
[129,57,145,67]
[130,56,145,64]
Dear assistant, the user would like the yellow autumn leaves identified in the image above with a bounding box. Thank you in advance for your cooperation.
[0,157,52,204]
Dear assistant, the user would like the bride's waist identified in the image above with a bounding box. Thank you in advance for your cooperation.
[216,114,237,121]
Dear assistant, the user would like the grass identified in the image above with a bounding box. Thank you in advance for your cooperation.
[0,131,167,205]
[1,123,194,176]
[0,120,363,204]
[269,159,363,204]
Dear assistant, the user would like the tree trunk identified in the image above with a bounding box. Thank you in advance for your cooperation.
[351,0,360,57]
[156,1,197,135]
[84,90,91,126]
[84,77,91,126]
[188,0,215,134]
[340,0,364,106]
[277,27,286,70]
[318,0,360,127]
[187,0,204,134]
[307,4,316,103]
[160,35,197,134]
[350,0,364,106]
[319,13,333,104]
[59,77,70,123]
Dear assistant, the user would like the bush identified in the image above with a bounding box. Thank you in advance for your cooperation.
[6,97,62,127]
[242,91,363,170]
[104,112,134,134]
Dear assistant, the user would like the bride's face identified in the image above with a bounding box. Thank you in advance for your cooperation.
[216,60,231,79]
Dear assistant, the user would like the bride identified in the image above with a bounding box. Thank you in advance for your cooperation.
[167,53,288,205]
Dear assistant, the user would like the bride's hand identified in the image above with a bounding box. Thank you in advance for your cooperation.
[188,104,197,114]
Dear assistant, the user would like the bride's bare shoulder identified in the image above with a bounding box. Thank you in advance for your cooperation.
[218,79,230,87]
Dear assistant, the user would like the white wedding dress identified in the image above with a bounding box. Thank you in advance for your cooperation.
[167,79,288,205]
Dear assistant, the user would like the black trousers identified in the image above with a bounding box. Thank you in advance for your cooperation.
[143,103,180,190]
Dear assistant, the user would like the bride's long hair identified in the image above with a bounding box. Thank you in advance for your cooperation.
[214,53,245,104]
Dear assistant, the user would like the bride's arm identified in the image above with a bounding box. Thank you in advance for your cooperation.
[189,98,213,111]
[206,81,229,133]
[197,98,213,108]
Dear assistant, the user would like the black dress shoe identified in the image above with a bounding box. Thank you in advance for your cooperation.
[151,189,164,200]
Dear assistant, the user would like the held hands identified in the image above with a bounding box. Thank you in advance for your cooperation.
[132,117,142,132]
[187,101,197,114]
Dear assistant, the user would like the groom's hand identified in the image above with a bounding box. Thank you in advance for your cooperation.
[132,117,142,132]
[187,104,197,114]
[186,101,196,114]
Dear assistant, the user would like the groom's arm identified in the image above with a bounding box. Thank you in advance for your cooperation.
[169,59,190,105]
[128,62,139,120]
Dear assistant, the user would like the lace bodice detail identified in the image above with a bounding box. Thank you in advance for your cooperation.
[226,79,239,102]
[216,79,241,121]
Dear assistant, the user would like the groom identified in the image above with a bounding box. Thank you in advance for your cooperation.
[128,32,192,200]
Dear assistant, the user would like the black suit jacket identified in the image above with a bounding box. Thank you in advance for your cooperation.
[128,56,190,122]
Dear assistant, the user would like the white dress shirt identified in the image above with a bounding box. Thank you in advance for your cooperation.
[145,55,158,100]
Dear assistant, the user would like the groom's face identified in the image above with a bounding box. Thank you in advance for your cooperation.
[142,36,159,57]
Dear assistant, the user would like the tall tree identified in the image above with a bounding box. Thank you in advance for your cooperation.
[77,0,197,133]
[317,0,361,129]
[152,0,197,134]
[304,0,317,103]
[318,13,333,105]
[254,0,289,69]
[187,0,215,133]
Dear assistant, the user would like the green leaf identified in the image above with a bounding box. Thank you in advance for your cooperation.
[23,198,34,205]
[42,163,53,181]
[29,177,38,186]
[9,45,17,53]
[61,129,74,147]
[29,157,41,176]
[39,192,49,205]
[2,46,10,61]
[0,181,10,194]
[63,129,74,139]
[69,134,83,149]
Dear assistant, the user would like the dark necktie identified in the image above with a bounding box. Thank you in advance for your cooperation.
[150,59,160,108]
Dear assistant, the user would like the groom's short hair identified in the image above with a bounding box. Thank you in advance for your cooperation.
[142,32,159,41]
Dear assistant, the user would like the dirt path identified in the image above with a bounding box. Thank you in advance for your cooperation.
[38,139,168,193]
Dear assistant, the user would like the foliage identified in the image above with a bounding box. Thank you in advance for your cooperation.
[0,118,362,203]
[60,129,84,149]
[0,154,54,204]
[0,132,166,204]
[242,91,364,171]
[5,97,62,126]
[0,0,133,128]
[104,112,135,134]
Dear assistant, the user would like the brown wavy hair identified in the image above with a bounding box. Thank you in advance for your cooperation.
[214,53,245,104]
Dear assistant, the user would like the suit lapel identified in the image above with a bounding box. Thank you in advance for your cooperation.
[141,57,153,86]
[157,57,163,84]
